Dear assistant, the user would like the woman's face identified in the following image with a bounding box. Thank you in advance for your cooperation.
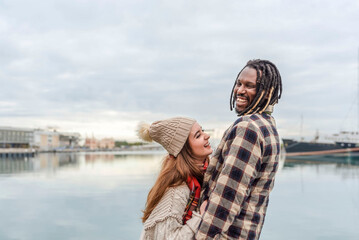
[188,122,213,159]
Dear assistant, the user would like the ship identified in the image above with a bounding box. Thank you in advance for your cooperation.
[283,133,359,164]
[283,131,359,155]
[284,49,359,159]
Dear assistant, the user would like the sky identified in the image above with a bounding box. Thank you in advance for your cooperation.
[1,0,359,141]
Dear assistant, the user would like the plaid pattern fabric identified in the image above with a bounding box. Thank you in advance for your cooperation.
[182,176,201,224]
[196,113,280,240]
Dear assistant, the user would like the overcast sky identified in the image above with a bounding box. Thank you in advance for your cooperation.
[1,0,359,140]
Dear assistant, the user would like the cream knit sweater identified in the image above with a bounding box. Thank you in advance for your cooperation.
[140,183,202,240]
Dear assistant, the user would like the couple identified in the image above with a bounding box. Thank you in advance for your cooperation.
[139,59,282,240]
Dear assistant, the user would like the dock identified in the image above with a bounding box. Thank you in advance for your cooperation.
[0,148,37,158]
[285,147,359,157]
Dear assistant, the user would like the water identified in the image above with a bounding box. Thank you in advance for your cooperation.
[0,153,358,240]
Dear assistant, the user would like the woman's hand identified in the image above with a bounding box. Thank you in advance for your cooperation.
[200,200,208,215]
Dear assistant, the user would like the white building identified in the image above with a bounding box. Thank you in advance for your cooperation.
[0,126,81,151]
[33,130,81,151]
[33,130,60,151]
[0,126,34,148]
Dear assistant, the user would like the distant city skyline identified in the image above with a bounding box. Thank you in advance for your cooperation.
[1,0,359,141]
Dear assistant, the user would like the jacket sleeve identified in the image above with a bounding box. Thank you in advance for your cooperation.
[196,120,263,239]
[200,127,231,205]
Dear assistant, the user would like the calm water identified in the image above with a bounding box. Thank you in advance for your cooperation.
[0,152,358,240]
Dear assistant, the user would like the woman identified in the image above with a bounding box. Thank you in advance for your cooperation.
[138,117,213,240]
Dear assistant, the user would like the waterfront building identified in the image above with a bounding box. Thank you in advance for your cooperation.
[84,137,115,150]
[0,126,81,151]
[33,130,60,151]
[59,132,81,148]
[0,126,34,148]
[85,137,98,150]
[33,130,81,151]
[99,138,115,149]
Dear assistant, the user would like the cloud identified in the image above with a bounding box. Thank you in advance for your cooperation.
[1,0,359,140]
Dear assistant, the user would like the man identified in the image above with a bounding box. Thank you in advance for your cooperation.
[196,59,282,240]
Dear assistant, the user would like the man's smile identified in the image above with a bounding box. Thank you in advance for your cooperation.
[237,96,248,102]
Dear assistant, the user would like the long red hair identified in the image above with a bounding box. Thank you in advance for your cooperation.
[142,141,207,222]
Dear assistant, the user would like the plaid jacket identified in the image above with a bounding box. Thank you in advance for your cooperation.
[196,113,280,240]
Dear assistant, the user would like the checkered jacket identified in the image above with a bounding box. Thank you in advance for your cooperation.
[196,113,280,240]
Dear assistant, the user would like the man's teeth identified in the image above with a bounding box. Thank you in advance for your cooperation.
[237,97,247,102]
[204,143,209,147]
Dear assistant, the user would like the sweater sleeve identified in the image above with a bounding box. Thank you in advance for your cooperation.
[141,185,202,240]
[150,211,201,240]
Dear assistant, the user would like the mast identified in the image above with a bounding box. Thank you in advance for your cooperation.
[300,114,304,141]
[357,47,359,133]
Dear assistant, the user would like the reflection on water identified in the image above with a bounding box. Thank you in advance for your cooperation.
[262,158,359,240]
[284,158,359,179]
[0,153,358,240]
[0,153,78,174]
[0,152,165,240]
[0,152,164,177]
[286,153,359,166]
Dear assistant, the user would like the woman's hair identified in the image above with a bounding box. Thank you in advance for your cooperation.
[142,140,207,222]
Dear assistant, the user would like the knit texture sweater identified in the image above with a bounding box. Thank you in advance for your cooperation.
[140,183,202,240]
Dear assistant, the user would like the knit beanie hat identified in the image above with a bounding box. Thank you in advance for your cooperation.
[137,117,196,157]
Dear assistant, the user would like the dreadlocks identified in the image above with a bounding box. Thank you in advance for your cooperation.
[230,59,282,116]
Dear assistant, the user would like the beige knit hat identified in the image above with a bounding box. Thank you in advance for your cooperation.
[137,117,196,157]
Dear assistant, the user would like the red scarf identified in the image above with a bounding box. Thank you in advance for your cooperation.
[182,160,208,224]
[182,176,201,224]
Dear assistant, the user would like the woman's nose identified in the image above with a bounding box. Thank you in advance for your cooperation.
[205,133,210,140]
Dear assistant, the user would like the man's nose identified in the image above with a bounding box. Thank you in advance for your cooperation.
[236,85,246,94]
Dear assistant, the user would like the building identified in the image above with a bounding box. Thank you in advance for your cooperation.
[99,138,115,149]
[0,127,34,148]
[33,130,60,151]
[84,137,98,150]
[0,126,81,151]
[59,132,81,148]
[84,137,115,150]
[33,130,81,151]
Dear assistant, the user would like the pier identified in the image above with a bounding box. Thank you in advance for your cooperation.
[285,147,359,157]
[0,148,37,158]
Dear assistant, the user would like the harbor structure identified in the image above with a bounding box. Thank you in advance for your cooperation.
[59,132,81,149]
[283,49,359,158]
[84,137,115,150]
[33,129,60,151]
[99,138,115,149]
[0,126,34,148]
[33,129,81,151]
[84,137,98,150]
[0,126,81,152]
